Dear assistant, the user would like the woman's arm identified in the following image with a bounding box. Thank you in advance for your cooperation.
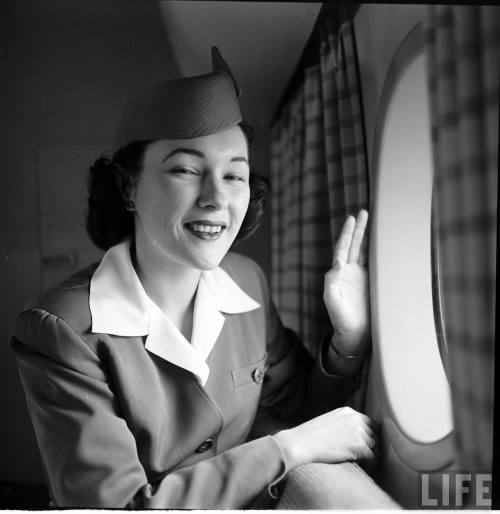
[11,309,286,509]
[246,290,377,479]
[249,210,377,472]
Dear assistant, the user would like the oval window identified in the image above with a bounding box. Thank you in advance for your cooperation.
[370,28,453,444]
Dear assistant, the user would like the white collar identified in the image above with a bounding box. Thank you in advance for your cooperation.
[89,240,260,385]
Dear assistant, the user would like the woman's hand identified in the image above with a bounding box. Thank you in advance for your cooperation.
[324,210,370,355]
[274,407,379,470]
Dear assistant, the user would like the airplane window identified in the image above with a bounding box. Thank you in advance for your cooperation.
[370,32,454,444]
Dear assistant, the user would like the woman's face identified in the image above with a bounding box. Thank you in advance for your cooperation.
[131,126,250,271]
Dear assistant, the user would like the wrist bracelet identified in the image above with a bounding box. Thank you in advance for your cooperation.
[329,338,365,359]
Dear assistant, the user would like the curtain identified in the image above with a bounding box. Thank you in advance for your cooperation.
[425,5,499,474]
[270,12,369,357]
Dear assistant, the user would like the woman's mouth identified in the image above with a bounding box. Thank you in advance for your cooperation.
[185,222,226,241]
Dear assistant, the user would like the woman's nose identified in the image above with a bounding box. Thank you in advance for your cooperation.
[197,176,228,210]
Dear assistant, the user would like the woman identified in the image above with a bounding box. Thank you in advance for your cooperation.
[11,48,377,509]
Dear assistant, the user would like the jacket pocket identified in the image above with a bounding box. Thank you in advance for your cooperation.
[231,352,268,388]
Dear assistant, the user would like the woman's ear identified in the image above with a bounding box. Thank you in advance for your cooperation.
[114,163,133,204]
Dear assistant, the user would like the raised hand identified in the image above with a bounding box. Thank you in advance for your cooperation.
[323,210,370,355]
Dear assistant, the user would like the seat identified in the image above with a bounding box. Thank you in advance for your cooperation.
[276,462,401,509]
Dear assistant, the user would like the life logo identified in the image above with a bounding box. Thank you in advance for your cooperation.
[418,471,492,509]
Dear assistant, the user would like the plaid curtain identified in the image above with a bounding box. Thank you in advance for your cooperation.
[425,6,499,473]
[271,18,368,356]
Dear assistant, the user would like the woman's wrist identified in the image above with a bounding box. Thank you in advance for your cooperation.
[273,429,303,471]
[331,326,370,355]
[329,336,366,359]
[324,332,368,376]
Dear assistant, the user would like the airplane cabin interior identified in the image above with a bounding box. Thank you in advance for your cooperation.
[0,1,498,509]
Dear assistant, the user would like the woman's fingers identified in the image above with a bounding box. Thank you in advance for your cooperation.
[335,407,381,460]
[348,209,369,264]
[364,427,382,456]
[333,210,369,267]
[350,411,381,460]
[354,410,380,432]
[333,215,356,265]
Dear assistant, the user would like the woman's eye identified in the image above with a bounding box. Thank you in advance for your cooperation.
[171,167,199,176]
[225,173,247,182]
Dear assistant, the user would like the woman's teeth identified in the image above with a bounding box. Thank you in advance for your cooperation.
[186,222,225,240]
[192,224,222,233]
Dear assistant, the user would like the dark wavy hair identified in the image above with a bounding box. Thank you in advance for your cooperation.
[86,121,270,251]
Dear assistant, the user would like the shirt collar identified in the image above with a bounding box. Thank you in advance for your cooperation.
[89,239,260,385]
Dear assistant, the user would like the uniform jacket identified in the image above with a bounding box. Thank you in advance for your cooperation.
[11,241,359,509]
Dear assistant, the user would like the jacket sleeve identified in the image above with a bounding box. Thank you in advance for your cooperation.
[248,262,363,438]
[11,308,287,509]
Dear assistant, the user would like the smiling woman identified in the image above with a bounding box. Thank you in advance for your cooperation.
[10,47,381,509]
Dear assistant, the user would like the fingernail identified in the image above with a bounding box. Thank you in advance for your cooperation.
[333,259,341,270]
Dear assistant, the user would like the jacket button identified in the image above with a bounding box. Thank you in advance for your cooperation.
[252,367,264,385]
[195,438,214,453]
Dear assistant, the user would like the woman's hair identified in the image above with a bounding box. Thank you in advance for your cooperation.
[86,121,270,250]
